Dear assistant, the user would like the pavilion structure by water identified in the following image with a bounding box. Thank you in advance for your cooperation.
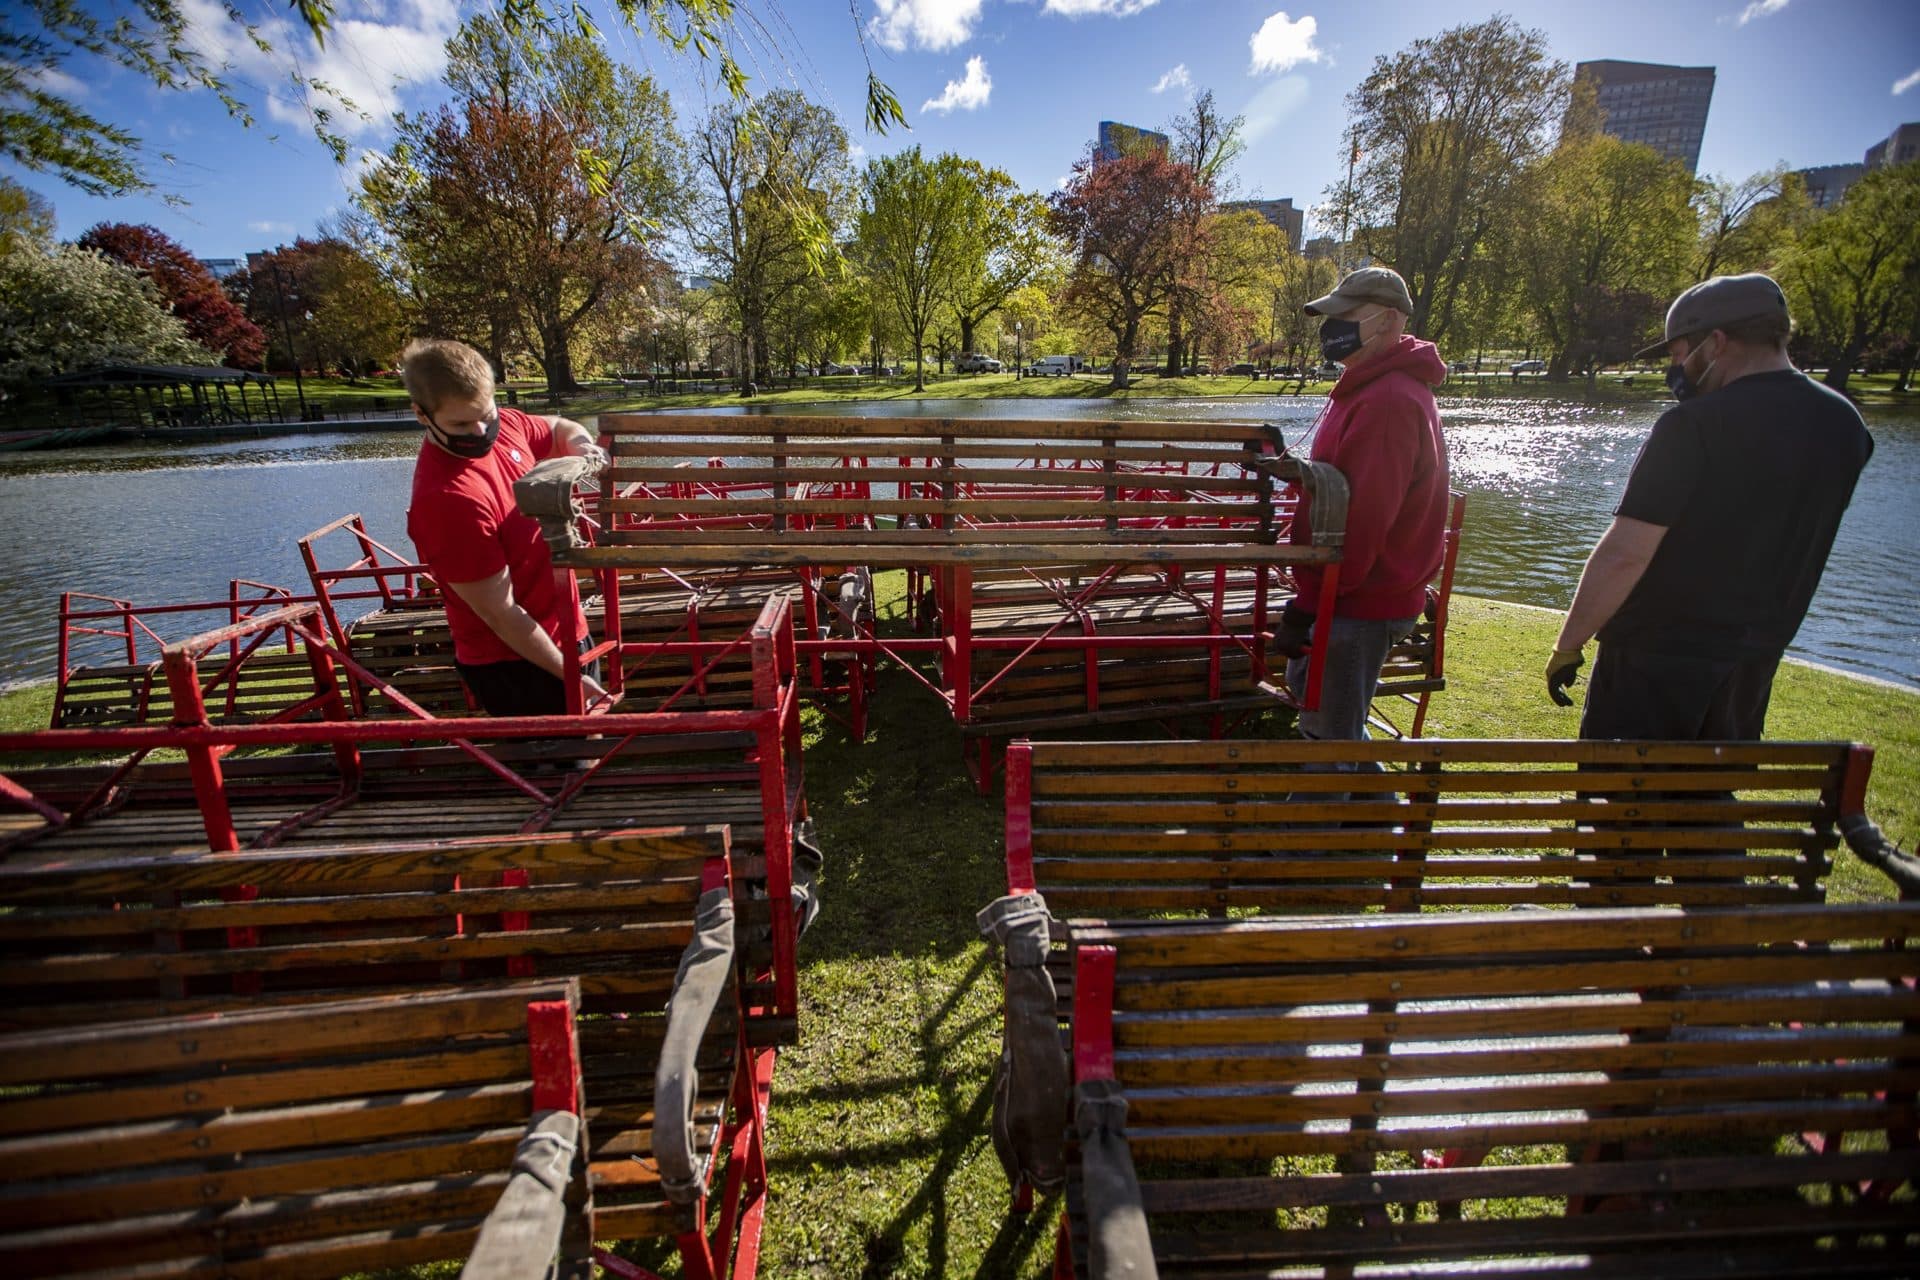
[40,363,285,430]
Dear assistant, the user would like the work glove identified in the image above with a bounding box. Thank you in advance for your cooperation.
[1272,603,1316,660]
[576,441,611,472]
[1545,647,1585,707]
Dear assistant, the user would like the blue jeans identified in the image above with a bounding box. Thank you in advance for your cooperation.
[1286,614,1417,742]
[1285,614,1417,802]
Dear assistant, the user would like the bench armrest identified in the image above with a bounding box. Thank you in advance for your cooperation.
[1842,813,1920,899]
[978,891,1072,1195]
[461,1109,582,1280]
[653,884,738,1204]
[1075,1077,1159,1280]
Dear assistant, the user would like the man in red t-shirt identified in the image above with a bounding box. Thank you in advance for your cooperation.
[401,339,607,716]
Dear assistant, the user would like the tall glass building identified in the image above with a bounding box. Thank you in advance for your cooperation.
[1575,60,1716,174]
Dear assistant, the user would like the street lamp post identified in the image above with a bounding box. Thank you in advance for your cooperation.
[1015,322,1023,379]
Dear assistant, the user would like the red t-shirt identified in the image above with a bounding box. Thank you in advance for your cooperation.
[407,406,585,665]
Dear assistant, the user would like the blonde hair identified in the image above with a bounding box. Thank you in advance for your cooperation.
[400,339,494,410]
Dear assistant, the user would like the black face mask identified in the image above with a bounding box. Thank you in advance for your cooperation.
[1664,341,1718,402]
[1318,315,1365,363]
[426,409,500,458]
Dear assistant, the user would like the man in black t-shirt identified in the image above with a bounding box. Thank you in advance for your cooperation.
[1544,273,1873,740]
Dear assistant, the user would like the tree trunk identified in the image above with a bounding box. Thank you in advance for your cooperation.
[1824,336,1864,392]
[1164,304,1184,376]
[913,331,927,392]
[959,315,976,356]
[541,325,579,393]
[1894,341,1917,393]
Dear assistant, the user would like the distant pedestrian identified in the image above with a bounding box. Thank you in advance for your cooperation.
[1279,266,1450,762]
[1545,273,1873,739]
[402,338,609,717]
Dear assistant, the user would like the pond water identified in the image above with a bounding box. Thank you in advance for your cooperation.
[0,393,1914,690]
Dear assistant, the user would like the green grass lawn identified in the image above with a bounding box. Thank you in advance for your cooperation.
[254,367,1914,422]
[3,590,1916,1278]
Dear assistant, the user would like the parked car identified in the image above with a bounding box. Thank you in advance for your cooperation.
[1225,362,1258,377]
[955,353,1002,373]
[1183,363,1213,376]
[1314,363,1341,379]
[1510,359,1546,374]
[822,362,857,375]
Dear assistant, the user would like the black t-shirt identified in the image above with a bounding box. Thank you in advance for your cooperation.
[1600,369,1873,658]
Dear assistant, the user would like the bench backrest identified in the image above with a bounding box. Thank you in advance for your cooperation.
[586,413,1346,566]
[0,827,735,1245]
[1066,903,1920,1277]
[1010,738,1872,913]
[0,980,583,1280]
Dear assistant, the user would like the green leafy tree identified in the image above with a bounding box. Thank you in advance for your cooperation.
[1510,135,1696,380]
[0,241,215,390]
[858,148,979,391]
[683,89,853,393]
[1333,15,1567,342]
[944,164,1059,358]
[0,176,55,254]
[1694,169,1814,280]
[1785,161,1920,391]
[1160,87,1244,372]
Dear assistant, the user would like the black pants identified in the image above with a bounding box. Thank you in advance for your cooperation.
[1579,643,1780,742]
[456,645,598,717]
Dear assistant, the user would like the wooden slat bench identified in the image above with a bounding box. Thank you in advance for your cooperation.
[0,980,591,1279]
[1060,902,1920,1278]
[1006,738,1880,916]
[0,827,763,1277]
[51,584,327,729]
[983,738,1907,1209]
[567,413,1349,781]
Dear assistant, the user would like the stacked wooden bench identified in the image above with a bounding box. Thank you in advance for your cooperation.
[50,583,327,728]
[980,737,1920,1273]
[0,981,594,1278]
[0,827,763,1279]
[571,413,1350,781]
[1062,901,1920,1278]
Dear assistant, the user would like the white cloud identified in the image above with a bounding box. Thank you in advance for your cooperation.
[1044,0,1158,14]
[869,0,984,52]
[24,64,89,99]
[177,0,459,139]
[1250,11,1324,75]
[248,220,296,235]
[1151,64,1191,95]
[1240,74,1311,146]
[921,56,992,114]
[1896,68,1920,95]
[1736,0,1788,26]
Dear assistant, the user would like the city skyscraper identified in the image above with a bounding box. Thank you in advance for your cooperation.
[1221,199,1304,253]
[1575,59,1716,174]
[1094,120,1169,163]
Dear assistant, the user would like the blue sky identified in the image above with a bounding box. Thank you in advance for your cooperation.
[9,0,1919,262]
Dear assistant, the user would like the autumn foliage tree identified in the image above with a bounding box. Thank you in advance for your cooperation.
[77,222,264,367]
[360,16,679,391]
[1050,149,1213,387]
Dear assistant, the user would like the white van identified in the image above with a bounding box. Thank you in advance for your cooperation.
[1029,355,1082,377]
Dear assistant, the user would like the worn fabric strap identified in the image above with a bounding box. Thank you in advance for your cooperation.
[977,891,1070,1193]
[512,455,599,555]
[1842,813,1920,898]
[460,1109,582,1280]
[1295,458,1350,549]
[1075,1078,1159,1280]
[653,885,736,1203]
[792,817,826,938]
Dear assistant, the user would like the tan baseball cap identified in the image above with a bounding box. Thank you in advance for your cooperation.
[1305,266,1414,317]
[1634,273,1790,359]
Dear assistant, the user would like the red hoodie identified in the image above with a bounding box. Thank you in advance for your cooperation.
[1290,335,1450,620]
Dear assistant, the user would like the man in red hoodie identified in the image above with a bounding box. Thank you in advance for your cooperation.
[1278,267,1451,754]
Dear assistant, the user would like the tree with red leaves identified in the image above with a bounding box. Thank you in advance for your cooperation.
[77,222,264,367]
[1049,150,1213,388]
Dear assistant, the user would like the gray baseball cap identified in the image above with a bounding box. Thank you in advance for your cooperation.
[1305,266,1414,317]
[1634,273,1790,359]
